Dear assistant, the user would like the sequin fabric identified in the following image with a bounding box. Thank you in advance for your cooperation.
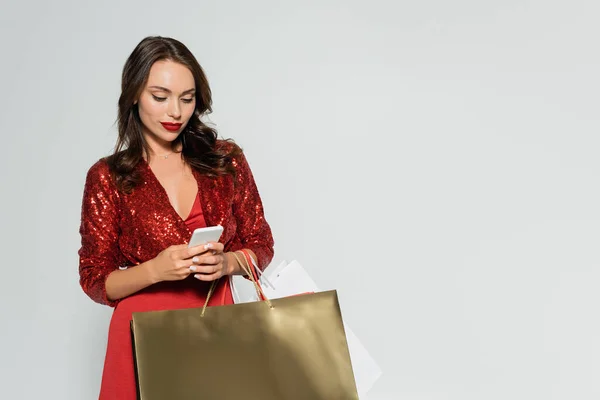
[78,141,275,307]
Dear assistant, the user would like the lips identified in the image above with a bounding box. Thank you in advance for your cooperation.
[161,122,183,132]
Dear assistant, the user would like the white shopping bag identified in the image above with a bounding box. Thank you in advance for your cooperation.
[229,259,287,304]
[231,260,383,398]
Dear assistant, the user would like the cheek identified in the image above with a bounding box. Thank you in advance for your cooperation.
[138,98,165,122]
[183,102,196,121]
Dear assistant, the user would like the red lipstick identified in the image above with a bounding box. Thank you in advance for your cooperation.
[161,122,183,132]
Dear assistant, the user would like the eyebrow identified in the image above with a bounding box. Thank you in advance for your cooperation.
[148,86,196,95]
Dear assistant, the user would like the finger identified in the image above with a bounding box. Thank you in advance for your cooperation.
[165,265,194,280]
[190,254,222,265]
[179,267,194,278]
[167,244,190,258]
[204,242,224,252]
[191,241,223,258]
[177,259,198,269]
[169,244,190,251]
[193,271,222,281]
[193,263,221,274]
[187,254,210,265]
[179,244,210,259]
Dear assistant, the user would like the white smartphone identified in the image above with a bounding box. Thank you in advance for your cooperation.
[188,225,224,248]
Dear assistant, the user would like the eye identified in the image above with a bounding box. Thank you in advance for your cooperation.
[182,98,194,104]
[152,95,166,102]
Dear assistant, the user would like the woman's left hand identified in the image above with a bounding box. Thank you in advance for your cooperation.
[189,242,232,281]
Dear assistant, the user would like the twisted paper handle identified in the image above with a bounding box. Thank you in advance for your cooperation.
[201,251,273,317]
[239,249,267,301]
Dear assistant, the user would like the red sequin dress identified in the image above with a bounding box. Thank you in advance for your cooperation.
[78,142,274,400]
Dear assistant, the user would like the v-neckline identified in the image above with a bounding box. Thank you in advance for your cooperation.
[140,158,201,225]
[184,195,200,222]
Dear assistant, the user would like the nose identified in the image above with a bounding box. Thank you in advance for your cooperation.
[167,99,181,119]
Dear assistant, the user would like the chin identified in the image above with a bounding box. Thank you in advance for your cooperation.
[146,130,179,144]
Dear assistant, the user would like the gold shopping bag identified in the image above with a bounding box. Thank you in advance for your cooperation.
[130,254,359,400]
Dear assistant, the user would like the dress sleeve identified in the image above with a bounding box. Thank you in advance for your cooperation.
[78,160,123,307]
[231,149,275,271]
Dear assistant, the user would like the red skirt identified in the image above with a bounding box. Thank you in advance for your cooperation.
[98,194,233,399]
[98,278,233,400]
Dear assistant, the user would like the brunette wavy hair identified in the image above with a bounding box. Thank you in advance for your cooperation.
[106,36,241,193]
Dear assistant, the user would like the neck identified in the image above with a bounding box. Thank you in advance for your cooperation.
[143,133,181,161]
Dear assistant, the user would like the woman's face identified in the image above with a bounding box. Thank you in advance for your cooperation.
[136,60,196,146]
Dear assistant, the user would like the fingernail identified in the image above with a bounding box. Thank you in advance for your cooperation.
[189,265,197,272]
[204,243,213,249]
[194,274,201,279]
[192,257,199,263]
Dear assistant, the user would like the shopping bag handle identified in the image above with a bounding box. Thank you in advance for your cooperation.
[239,249,267,301]
[234,251,270,304]
[201,251,273,316]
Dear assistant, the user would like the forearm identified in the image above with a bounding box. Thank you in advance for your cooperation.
[105,260,157,301]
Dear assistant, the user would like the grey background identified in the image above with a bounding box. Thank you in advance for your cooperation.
[0,0,598,399]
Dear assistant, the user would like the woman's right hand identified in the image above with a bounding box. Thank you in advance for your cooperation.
[147,244,208,283]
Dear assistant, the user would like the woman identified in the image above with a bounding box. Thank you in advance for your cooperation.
[78,36,274,399]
